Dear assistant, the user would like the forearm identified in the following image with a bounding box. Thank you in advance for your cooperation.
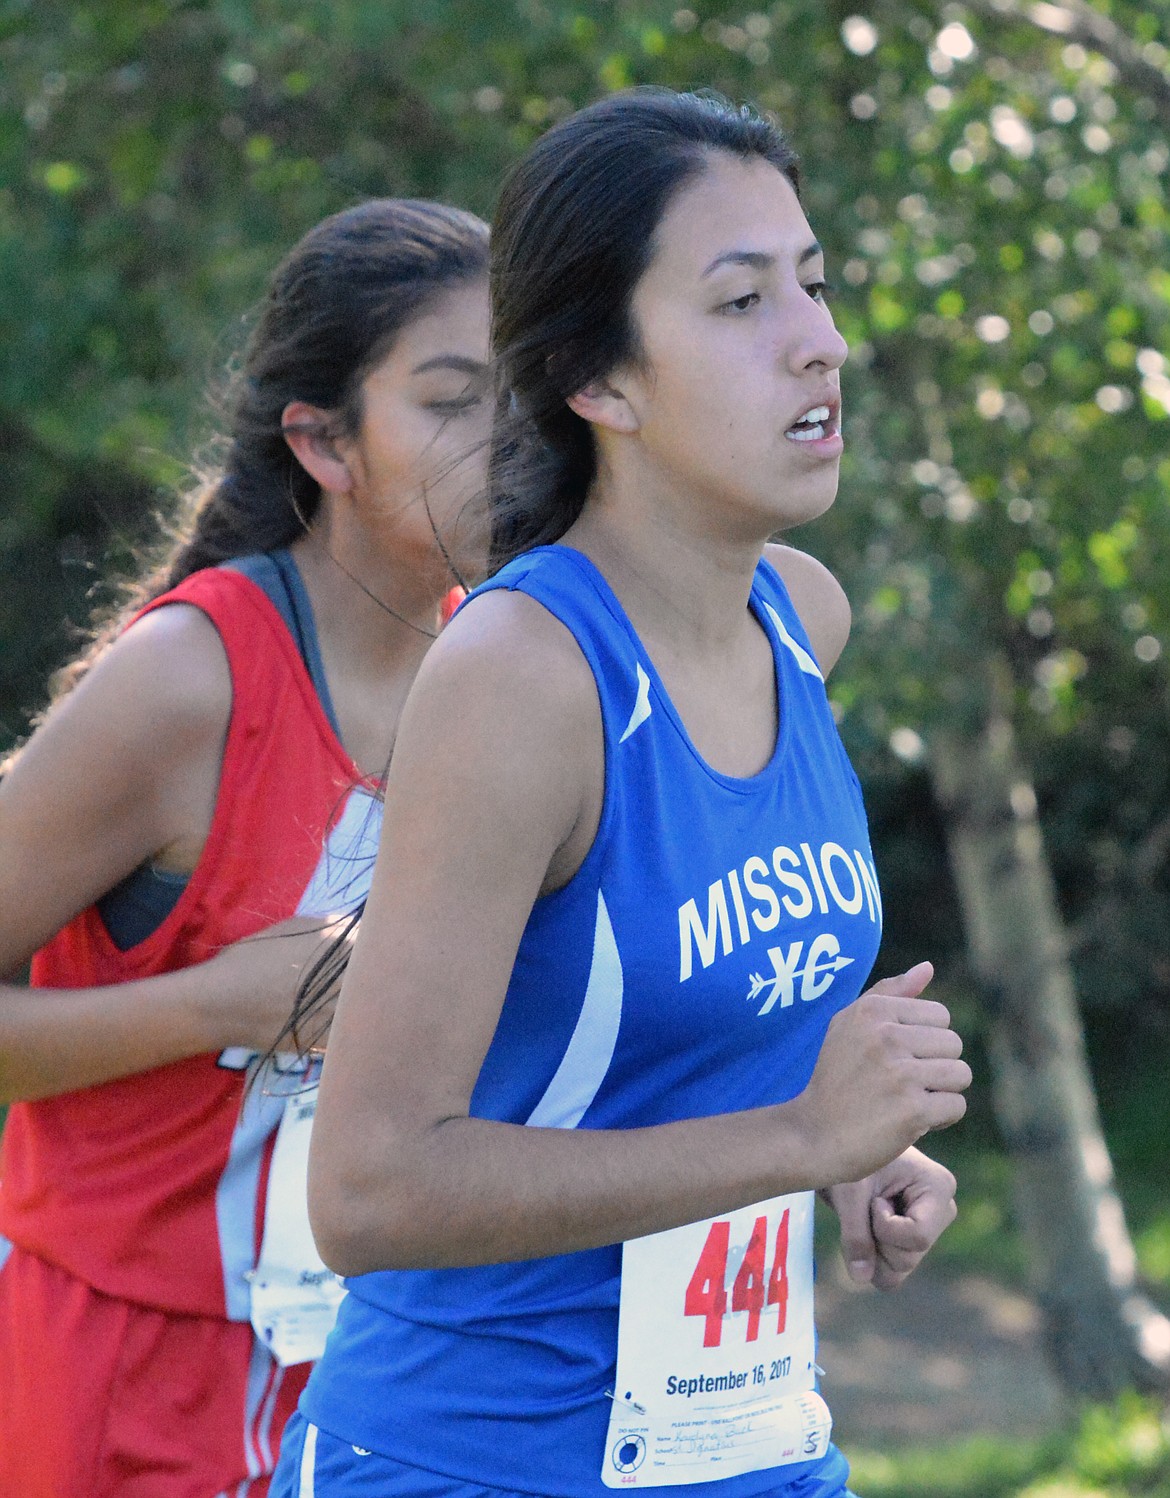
[312,1098,827,1276]
[0,967,232,1103]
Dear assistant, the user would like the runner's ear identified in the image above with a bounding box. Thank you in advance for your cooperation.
[566,378,640,436]
[281,402,353,494]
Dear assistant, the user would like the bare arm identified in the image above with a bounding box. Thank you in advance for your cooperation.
[309,591,969,1276]
[0,605,328,1102]
[764,542,851,676]
[0,920,342,1103]
[767,551,959,1287]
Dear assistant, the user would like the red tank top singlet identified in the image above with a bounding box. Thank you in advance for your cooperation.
[0,567,376,1318]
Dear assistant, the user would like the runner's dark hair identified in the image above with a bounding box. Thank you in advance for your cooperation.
[47,198,489,708]
[44,198,487,1070]
[486,87,798,571]
[275,90,799,1064]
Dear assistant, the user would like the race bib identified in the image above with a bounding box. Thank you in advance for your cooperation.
[602,1192,830,1488]
[245,788,381,1365]
[248,1082,346,1366]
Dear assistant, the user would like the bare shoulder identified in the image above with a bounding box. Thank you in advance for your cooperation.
[413,585,600,740]
[11,602,231,787]
[763,543,852,678]
[0,602,234,967]
[384,586,603,890]
[104,602,233,729]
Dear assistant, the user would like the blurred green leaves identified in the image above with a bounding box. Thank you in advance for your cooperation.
[1,0,1167,1019]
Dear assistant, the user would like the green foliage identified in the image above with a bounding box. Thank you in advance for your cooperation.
[848,1395,1170,1496]
[847,1431,1063,1497]
[2,0,1168,1022]
[844,1390,1168,1498]
[911,1011,1170,1292]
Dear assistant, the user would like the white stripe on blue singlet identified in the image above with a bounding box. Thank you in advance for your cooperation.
[764,602,824,680]
[618,661,652,742]
[525,890,623,1129]
[298,1423,319,1498]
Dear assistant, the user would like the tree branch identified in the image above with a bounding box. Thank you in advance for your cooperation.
[964,0,1170,128]
[1066,807,1170,954]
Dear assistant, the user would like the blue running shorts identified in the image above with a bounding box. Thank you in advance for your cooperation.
[273,1409,861,1498]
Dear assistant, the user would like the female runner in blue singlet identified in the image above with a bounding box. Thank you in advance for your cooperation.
[273,90,971,1498]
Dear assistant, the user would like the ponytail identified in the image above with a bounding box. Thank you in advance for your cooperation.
[44,199,488,707]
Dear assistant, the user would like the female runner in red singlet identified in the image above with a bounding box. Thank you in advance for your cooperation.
[0,198,490,1498]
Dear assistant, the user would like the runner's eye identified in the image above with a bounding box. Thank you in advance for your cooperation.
[719,291,761,315]
[427,393,484,416]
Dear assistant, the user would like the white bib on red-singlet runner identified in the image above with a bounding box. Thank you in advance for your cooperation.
[601,1191,831,1488]
[248,1084,346,1366]
[246,786,380,1364]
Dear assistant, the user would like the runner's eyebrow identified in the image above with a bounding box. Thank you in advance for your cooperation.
[700,241,823,278]
[411,355,488,376]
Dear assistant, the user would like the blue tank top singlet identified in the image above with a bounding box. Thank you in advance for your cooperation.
[301,546,883,1497]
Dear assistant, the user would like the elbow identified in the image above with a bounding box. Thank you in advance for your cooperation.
[307,1155,433,1278]
[307,1171,390,1278]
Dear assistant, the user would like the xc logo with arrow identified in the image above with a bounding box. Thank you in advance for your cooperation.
[746,934,854,1016]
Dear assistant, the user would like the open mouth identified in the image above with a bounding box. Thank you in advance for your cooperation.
[784,404,837,443]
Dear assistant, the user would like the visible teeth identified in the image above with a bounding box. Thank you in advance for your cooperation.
[786,404,832,440]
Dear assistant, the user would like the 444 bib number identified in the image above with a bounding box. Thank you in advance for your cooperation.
[685,1207,791,1348]
[602,1191,829,1488]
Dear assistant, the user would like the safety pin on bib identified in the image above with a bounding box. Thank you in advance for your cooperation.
[605,1389,648,1416]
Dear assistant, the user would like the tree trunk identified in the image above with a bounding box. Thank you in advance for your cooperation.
[928,658,1170,1398]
